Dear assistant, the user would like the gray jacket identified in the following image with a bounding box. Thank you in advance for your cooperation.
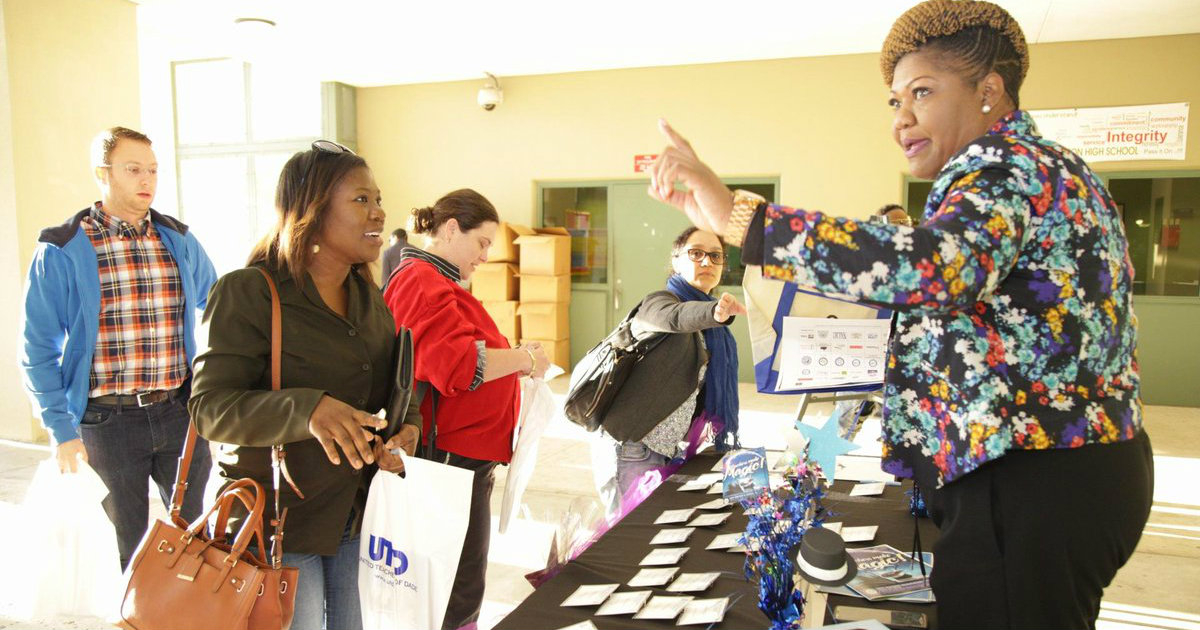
[601,290,733,442]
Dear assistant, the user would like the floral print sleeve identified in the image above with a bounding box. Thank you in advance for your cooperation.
[762,166,1031,313]
[757,110,1143,489]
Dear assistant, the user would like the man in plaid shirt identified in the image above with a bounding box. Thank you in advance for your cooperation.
[20,127,217,569]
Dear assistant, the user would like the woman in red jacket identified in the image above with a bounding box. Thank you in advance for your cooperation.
[383,188,549,630]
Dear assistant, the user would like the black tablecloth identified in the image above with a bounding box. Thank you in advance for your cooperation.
[495,452,940,630]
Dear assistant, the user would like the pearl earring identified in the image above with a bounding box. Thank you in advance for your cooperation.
[312,243,320,254]
[982,104,993,114]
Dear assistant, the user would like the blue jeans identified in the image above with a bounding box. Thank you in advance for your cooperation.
[609,441,669,512]
[78,395,210,569]
[282,530,363,630]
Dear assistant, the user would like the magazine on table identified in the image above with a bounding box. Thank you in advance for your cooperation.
[827,546,934,602]
[814,559,935,603]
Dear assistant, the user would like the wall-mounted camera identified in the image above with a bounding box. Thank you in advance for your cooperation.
[478,73,504,111]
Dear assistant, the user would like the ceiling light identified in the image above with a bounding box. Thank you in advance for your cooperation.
[231,17,278,63]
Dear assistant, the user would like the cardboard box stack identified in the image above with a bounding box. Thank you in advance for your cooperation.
[472,222,572,371]
[474,222,528,347]
[515,226,571,370]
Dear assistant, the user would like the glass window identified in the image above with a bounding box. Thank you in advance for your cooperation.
[720,182,777,287]
[178,156,251,274]
[905,180,932,222]
[251,152,295,242]
[543,187,608,284]
[173,60,247,145]
[173,59,326,275]
[1110,176,1200,297]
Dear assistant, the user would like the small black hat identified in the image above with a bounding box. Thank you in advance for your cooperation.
[792,526,857,587]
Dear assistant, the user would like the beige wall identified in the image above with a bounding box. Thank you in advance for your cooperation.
[2,0,140,442]
[358,34,1200,233]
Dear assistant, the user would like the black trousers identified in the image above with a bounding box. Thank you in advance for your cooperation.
[921,431,1153,629]
[432,448,498,630]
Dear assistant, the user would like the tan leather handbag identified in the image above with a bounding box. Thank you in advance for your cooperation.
[115,476,295,630]
[113,267,299,630]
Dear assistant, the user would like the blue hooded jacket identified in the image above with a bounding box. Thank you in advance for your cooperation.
[20,206,217,445]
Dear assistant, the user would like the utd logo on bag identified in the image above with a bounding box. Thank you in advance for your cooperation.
[366,535,409,576]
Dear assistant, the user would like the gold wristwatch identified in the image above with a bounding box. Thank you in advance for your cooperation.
[724,189,766,248]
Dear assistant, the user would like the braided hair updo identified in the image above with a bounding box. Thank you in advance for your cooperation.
[881,0,1028,107]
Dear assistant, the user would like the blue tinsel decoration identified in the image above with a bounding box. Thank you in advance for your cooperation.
[907,483,929,518]
[740,460,827,630]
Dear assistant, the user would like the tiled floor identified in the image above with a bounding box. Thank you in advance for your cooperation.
[1,380,1197,629]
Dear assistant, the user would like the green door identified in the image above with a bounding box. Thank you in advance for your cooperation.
[609,183,692,324]
[609,183,763,382]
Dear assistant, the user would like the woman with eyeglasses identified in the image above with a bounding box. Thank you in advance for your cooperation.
[190,140,422,630]
[598,227,746,513]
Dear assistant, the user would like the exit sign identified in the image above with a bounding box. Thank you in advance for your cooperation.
[634,154,658,173]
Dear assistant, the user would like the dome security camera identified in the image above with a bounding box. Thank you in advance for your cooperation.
[478,73,503,111]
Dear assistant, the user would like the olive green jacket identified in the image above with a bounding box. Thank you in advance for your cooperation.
[189,264,421,555]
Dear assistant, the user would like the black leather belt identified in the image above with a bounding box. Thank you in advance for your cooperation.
[90,388,180,408]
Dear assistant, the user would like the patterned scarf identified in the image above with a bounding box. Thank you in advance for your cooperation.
[666,274,740,450]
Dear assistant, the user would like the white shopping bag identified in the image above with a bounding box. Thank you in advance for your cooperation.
[7,458,122,620]
[499,366,563,534]
[359,454,474,630]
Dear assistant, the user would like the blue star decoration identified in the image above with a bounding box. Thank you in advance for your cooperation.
[795,416,860,482]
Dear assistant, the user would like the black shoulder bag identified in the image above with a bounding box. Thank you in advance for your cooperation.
[564,300,667,432]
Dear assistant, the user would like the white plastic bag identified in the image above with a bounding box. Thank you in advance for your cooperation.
[10,458,122,619]
[499,366,564,534]
[359,454,473,630]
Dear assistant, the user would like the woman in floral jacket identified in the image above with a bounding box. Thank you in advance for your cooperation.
[647,1,1152,627]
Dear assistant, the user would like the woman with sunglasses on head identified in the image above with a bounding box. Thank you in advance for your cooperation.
[598,227,746,514]
[189,141,423,630]
[877,203,913,226]
[383,188,549,630]
[648,1,1151,626]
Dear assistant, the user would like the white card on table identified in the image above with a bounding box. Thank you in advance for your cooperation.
[595,590,653,616]
[650,528,696,545]
[687,512,731,528]
[694,497,731,510]
[706,482,723,494]
[561,583,620,607]
[841,525,879,542]
[706,532,742,550]
[640,547,689,566]
[743,503,768,516]
[628,567,679,587]
[677,597,731,625]
[666,572,721,593]
[835,455,899,484]
[655,508,696,525]
[849,482,886,496]
[822,521,844,534]
[769,473,787,490]
[678,473,722,492]
[555,622,600,630]
[633,595,694,620]
[727,539,760,553]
